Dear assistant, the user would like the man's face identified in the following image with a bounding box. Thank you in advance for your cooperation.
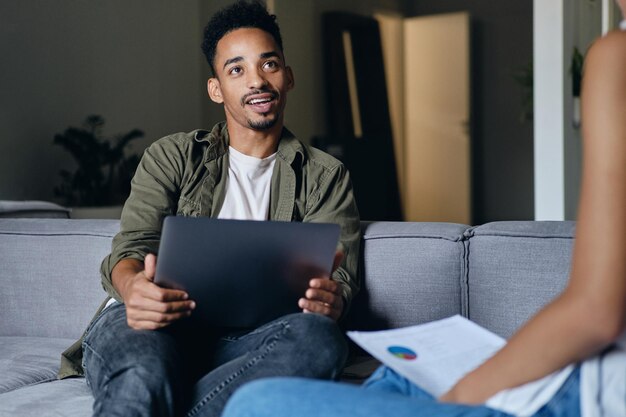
[208,28,294,132]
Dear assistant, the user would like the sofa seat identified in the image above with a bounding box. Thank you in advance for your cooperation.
[0,378,92,417]
[0,336,76,394]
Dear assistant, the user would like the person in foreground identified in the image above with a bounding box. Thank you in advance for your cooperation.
[221,3,626,417]
[58,1,360,416]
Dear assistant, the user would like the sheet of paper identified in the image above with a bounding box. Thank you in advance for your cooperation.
[347,315,506,397]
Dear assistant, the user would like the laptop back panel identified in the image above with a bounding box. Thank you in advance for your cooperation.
[155,217,340,328]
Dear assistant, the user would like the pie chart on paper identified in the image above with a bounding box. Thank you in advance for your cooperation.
[387,346,417,360]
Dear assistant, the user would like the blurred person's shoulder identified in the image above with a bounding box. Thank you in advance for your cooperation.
[587,29,626,68]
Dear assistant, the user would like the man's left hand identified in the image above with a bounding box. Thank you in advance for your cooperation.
[298,251,344,321]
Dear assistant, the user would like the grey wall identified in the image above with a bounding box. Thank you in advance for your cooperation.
[1,0,533,223]
[198,0,233,129]
[408,0,534,223]
[0,1,209,202]
[0,0,407,204]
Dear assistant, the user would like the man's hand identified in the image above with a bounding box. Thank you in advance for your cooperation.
[114,254,195,330]
[298,251,344,321]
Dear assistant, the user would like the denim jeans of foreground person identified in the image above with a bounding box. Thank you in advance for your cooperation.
[82,302,347,417]
[222,365,581,417]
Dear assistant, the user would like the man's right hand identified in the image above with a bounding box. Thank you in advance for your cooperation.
[112,254,195,330]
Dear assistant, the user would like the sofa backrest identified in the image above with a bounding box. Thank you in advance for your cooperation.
[0,219,576,340]
[0,219,119,339]
[346,222,469,331]
[465,221,575,337]
[347,221,576,339]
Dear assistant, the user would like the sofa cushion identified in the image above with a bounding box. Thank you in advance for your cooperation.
[0,336,76,394]
[466,221,575,338]
[0,219,119,339]
[347,222,469,330]
[0,378,92,417]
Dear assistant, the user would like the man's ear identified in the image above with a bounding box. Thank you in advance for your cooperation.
[286,66,295,91]
[207,78,223,104]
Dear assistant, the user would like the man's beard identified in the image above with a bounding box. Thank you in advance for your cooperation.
[242,88,280,130]
[247,115,278,130]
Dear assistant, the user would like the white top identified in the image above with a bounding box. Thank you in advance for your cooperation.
[486,331,626,417]
[580,333,626,417]
[485,365,575,416]
[217,146,276,221]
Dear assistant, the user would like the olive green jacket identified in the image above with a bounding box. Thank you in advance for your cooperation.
[59,122,360,379]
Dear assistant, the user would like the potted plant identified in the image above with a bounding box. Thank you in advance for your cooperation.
[512,60,533,123]
[570,46,584,128]
[53,115,144,218]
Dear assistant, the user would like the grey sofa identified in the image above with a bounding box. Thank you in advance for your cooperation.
[0,219,575,416]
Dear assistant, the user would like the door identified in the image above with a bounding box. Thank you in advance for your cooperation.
[403,12,471,223]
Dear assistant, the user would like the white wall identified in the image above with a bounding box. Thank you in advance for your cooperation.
[0,1,208,202]
[533,0,604,220]
[1,0,406,204]
[533,0,567,220]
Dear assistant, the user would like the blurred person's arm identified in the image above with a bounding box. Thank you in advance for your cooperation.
[442,29,626,404]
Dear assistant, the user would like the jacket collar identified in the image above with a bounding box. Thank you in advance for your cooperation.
[194,122,304,168]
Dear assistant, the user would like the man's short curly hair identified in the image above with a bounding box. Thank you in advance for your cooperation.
[202,0,284,76]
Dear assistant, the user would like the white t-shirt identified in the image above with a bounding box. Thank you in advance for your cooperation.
[217,146,277,221]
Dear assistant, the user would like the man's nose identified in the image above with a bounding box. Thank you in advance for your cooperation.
[247,69,268,89]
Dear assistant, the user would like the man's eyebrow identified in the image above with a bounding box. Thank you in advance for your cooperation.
[223,56,243,69]
[260,51,281,60]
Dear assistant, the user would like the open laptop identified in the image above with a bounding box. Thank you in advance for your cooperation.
[154,216,340,328]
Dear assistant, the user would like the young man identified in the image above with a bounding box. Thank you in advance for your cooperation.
[59,1,360,416]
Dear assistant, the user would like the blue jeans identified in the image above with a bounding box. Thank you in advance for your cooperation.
[221,365,581,417]
[82,303,347,417]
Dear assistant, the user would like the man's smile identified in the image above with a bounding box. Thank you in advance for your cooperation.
[242,91,278,113]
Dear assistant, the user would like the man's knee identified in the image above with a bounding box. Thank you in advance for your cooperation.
[287,312,345,343]
[83,306,183,387]
[90,364,181,417]
[84,339,181,393]
[280,313,348,377]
